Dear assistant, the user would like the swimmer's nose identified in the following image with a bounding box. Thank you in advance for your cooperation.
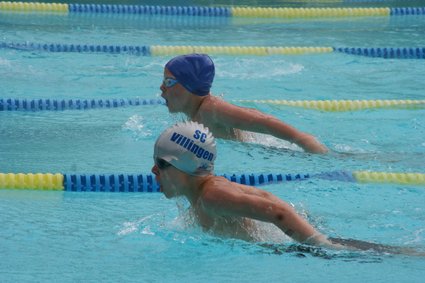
[151,165,159,176]
[160,83,166,93]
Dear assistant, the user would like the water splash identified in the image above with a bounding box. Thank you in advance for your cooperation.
[0,57,12,67]
[217,58,304,79]
[242,131,301,151]
[117,215,155,236]
[405,228,425,245]
[122,114,152,140]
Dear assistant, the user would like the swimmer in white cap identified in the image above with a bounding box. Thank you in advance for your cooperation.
[152,122,424,255]
[160,54,328,154]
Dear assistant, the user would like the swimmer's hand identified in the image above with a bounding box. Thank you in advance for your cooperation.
[303,233,347,250]
[295,133,328,154]
[306,235,425,256]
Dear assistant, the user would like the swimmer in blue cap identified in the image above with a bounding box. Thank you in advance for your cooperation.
[152,122,424,256]
[161,54,328,154]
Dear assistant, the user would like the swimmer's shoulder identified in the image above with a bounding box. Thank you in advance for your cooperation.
[201,175,233,191]
[203,176,258,196]
[200,176,238,200]
[200,95,231,112]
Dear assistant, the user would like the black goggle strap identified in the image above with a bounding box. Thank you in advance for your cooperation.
[156,158,171,170]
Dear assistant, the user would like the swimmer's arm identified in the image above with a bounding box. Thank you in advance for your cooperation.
[200,185,324,244]
[208,102,328,154]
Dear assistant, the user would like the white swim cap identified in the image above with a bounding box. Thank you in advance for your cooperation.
[154,121,216,176]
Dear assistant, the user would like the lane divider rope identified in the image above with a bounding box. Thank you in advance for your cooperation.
[235,99,425,111]
[2,98,424,112]
[0,98,164,111]
[2,42,424,59]
[0,171,424,192]
[1,2,424,18]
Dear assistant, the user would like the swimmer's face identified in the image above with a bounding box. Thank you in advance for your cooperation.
[160,68,191,113]
[152,158,182,199]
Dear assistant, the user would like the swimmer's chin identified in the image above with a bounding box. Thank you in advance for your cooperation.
[163,99,172,110]
[159,95,168,106]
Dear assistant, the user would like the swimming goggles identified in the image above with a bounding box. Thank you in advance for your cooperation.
[155,158,172,170]
[162,77,179,88]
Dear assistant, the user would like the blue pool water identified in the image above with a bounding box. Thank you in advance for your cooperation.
[1,1,425,282]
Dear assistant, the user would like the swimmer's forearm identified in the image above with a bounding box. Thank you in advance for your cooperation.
[271,207,318,243]
[294,133,328,154]
[303,233,336,248]
[304,234,358,250]
[269,203,336,246]
[215,106,327,153]
[248,116,328,154]
[266,126,328,154]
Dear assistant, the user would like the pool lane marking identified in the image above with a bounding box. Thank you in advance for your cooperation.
[1,42,425,59]
[1,172,424,191]
[1,2,425,18]
[1,98,424,112]
[235,99,425,111]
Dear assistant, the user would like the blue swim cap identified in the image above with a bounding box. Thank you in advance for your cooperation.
[165,54,215,96]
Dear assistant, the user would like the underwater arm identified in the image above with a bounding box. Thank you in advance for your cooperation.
[328,237,425,256]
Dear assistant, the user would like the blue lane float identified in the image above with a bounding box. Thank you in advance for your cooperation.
[0,98,164,111]
[0,42,151,56]
[63,173,160,192]
[63,171,344,192]
[391,7,425,15]
[68,4,231,17]
[334,47,425,59]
